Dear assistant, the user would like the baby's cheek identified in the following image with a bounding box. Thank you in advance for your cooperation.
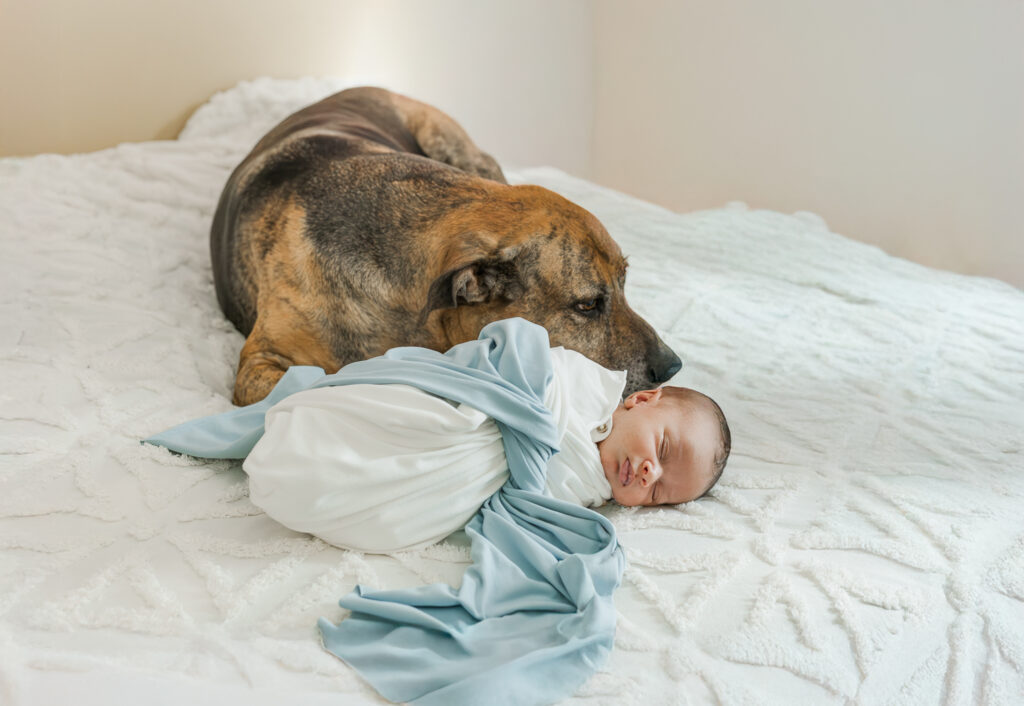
[611,487,637,507]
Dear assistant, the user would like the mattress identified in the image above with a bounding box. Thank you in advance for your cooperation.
[2,77,1023,706]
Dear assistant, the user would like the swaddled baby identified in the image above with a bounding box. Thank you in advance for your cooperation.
[245,347,730,553]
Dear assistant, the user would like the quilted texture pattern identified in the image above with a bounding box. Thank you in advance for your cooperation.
[1,77,1023,705]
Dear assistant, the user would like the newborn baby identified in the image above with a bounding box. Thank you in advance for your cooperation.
[244,347,730,553]
[599,384,729,507]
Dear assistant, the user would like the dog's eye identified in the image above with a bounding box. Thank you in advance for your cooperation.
[573,298,601,315]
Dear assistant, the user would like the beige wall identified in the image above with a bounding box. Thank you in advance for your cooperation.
[592,0,1024,288]
[0,0,593,174]
[2,1,1021,287]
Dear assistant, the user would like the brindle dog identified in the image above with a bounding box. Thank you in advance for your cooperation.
[211,87,681,405]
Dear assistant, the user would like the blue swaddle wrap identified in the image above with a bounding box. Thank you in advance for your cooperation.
[144,318,625,706]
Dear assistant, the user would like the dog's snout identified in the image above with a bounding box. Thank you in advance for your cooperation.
[649,343,682,384]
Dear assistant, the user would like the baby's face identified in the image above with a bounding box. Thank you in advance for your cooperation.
[597,388,719,506]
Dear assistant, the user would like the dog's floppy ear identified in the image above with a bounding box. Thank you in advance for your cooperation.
[419,244,524,323]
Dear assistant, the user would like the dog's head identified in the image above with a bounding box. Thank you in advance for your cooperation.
[421,185,681,396]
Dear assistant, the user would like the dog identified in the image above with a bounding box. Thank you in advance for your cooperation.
[210,87,682,406]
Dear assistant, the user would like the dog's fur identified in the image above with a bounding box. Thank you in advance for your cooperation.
[211,87,681,405]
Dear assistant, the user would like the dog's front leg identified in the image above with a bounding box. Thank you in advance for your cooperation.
[233,337,293,407]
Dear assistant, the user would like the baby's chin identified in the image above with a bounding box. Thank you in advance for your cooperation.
[609,487,643,507]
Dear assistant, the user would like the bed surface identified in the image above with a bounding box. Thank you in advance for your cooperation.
[2,77,1023,705]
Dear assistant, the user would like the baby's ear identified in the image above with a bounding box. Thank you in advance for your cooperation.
[625,388,662,409]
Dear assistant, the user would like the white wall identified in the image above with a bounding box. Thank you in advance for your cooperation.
[0,0,593,175]
[591,0,1024,288]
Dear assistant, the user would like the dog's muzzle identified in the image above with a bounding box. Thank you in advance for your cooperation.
[649,342,682,384]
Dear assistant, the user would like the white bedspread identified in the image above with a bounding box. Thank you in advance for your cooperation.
[2,77,1022,706]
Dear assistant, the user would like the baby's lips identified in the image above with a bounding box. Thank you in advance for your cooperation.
[619,458,632,486]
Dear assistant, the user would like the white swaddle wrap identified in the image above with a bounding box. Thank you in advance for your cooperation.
[243,348,626,553]
[542,348,623,507]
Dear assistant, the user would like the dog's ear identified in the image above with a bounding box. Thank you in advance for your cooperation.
[419,244,524,323]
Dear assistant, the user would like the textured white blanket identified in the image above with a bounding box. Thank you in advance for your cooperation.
[1,77,1022,706]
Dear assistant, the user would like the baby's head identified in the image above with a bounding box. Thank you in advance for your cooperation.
[597,386,730,506]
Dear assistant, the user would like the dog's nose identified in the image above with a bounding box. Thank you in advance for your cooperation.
[649,342,682,384]
[661,356,682,380]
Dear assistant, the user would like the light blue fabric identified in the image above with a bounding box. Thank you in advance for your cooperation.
[144,318,625,706]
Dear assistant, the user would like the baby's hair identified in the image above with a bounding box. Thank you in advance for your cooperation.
[658,386,731,498]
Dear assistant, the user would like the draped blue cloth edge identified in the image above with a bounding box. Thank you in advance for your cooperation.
[143,318,625,706]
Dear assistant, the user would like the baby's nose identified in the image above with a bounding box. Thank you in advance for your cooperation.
[638,460,662,487]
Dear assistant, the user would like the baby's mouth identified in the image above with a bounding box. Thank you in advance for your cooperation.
[619,458,633,486]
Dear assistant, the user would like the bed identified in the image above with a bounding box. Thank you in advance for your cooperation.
[2,77,1022,706]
